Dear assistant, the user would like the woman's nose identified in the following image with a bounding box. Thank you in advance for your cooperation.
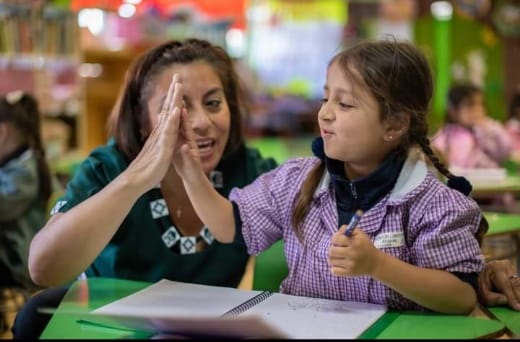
[190,107,211,131]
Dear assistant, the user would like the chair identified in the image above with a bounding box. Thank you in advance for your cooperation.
[0,287,30,338]
[252,240,288,292]
[0,189,64,337]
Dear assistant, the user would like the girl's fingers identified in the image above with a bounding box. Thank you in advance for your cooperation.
[180,106,198,151]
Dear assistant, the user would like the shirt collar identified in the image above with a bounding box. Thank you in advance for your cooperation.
[311,137,428,202]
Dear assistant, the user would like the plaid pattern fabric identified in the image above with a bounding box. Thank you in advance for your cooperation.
[230,155,485,311]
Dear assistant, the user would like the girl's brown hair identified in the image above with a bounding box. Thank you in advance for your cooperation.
[107,38,247,162]
[292,40,459,238]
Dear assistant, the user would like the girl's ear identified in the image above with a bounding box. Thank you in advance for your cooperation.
[384,112,410,141]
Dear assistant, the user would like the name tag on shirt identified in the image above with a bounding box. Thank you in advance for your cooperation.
[374,232,404,249]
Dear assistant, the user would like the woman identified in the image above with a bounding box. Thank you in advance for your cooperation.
[13,38,277,339]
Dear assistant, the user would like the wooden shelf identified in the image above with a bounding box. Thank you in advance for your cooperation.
[79,48,143,153]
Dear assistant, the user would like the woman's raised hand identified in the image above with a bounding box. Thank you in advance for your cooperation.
[126,73,183,191]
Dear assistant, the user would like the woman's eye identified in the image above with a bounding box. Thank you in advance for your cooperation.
[320,98,328,104]
[205,99,221,109]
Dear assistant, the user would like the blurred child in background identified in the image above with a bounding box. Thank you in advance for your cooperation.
[0,90,56,292]
[431,84,513,210]
[432,84,511,169]
[0,91,61,337]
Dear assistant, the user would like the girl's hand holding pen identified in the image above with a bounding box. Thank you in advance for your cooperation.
[126,73,184,191]
[329,216,383,277]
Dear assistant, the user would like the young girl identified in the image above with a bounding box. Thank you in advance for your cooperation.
[0,91,55,291]
[175,40,485,314]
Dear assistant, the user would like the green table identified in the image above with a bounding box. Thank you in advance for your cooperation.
[471,175,520,197]
[40,278,152,339]
[487,306,520,337]
[40,278,507,339]
[483,211,520,237]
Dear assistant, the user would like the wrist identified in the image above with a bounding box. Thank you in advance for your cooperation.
[370,249,389,280]
[114,171,151,197]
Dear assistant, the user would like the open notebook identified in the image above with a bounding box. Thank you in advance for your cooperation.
[76,279,387,339]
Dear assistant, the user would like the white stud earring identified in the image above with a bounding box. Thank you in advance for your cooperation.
[386,135,393,141]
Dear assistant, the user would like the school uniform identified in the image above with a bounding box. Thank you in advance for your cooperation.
[230,139,485,311]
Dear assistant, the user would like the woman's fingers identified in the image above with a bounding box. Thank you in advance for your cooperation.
[160,74,180,115]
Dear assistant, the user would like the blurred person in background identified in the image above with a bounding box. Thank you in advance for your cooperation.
[432,83,511,169]
[0,91,57,293]
[0,91,59,336]
[431,83,513,211]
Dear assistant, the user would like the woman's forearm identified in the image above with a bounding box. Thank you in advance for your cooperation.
[28,172,146,287]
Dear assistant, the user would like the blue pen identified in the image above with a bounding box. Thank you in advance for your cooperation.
[344,209,364,236]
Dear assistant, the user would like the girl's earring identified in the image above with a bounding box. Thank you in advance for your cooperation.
[385,135,393,141]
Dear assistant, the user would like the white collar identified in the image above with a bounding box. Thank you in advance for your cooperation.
[313,148,428,201]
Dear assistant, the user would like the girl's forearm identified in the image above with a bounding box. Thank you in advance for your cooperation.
[182,171,235,243]
[29,172,146,287]
[372,251,477,314]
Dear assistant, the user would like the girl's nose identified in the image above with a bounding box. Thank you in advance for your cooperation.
[318,103,333,121]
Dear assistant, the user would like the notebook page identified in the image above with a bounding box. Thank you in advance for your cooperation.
[240,292,387,339]
[94,279,264,318]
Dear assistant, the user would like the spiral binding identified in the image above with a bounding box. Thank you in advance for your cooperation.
[221,291,273,317]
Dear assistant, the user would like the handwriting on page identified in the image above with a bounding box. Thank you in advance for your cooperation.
[287,299,352,313]
[242,293,386,339]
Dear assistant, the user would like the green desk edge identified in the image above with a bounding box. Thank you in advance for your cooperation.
[40,278,153,339]
[488,306,520,337]
[483,211,520,236]
[363,311,506,339]
[41,278,507,339]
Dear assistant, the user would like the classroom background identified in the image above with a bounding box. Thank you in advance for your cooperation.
[2,0,520,338]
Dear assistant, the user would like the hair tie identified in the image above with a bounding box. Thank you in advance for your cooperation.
[447,175,473,196]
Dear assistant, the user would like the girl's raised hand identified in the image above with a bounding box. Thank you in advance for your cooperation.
[125,74,183,191]
[173,105,204,183]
